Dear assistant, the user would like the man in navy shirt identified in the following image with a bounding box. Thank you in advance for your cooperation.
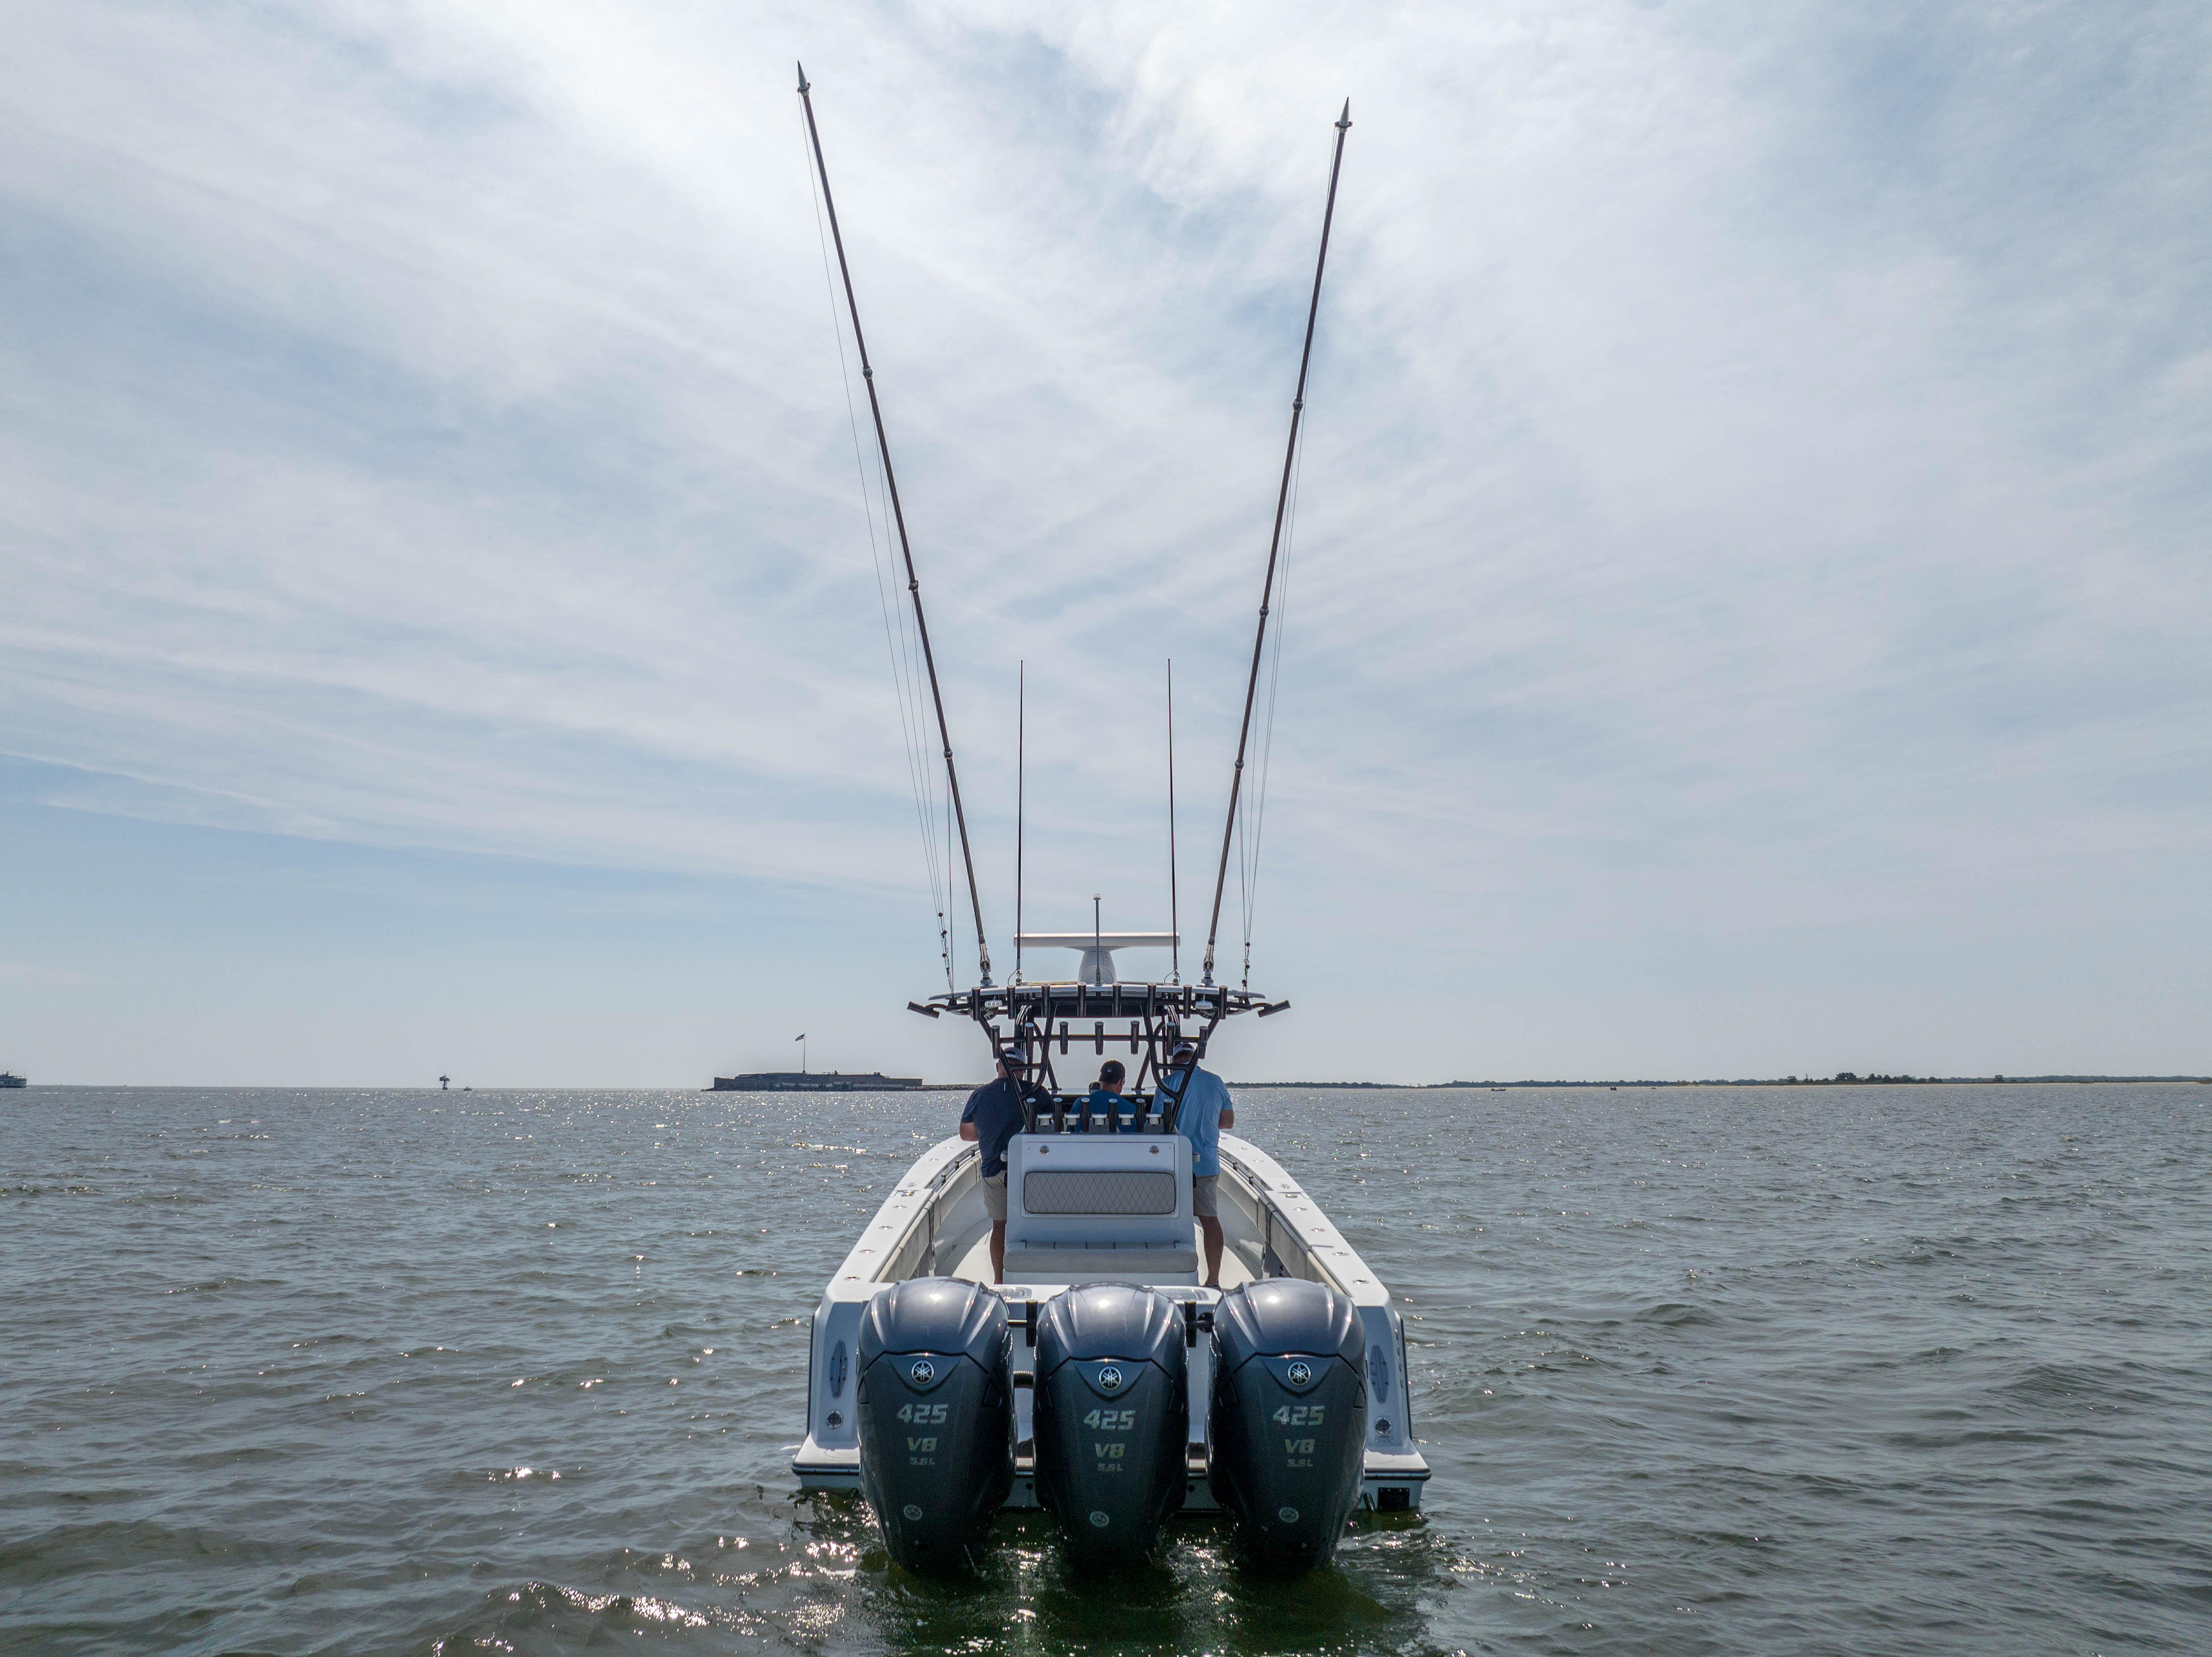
[959,1051,1049,1283]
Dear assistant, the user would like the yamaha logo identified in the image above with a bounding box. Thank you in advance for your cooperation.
[1097,1365,1123,1391]
[1287,1361,1312,1386]
[908,1359,935,1386]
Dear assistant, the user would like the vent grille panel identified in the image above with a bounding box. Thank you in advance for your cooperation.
[1022,1169,1178,1215]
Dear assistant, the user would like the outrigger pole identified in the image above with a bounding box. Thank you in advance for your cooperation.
[1202,100,1351,987]
[798,65,994,986]
[1015,663,1025,984]
[1167,659,1179,986]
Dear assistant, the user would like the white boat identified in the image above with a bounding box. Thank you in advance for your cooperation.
[791,1062,1431,1519]
[787,75,1414,1571]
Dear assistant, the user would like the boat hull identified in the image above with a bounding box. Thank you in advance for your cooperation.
[794,1132,1429,1519]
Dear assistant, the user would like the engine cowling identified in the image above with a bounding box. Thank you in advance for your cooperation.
[1210,1278,1367,1571]
[855,1277,1012,1572]
[1031,1283,1188,1562]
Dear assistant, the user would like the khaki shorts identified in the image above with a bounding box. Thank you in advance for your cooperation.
[1192,1175,1219,1218]
[983,1171,1007,1222]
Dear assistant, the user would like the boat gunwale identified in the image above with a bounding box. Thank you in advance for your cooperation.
[816,1132,1389,1301]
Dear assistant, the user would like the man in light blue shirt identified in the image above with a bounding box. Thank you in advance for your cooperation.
[1161,1039,1236,1288]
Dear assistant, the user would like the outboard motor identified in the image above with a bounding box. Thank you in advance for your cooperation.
[855,1277,1013,1572]
[1031,1283,1188,1562]
[1210,1278,1367,1572]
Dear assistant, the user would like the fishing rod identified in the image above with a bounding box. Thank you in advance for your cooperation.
[1015,663,1025,984]
[797,64,994,986]
[1201,100,1351,987]
[1166,659,1179,986]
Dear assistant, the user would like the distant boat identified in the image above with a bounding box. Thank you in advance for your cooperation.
[0,1072,24,1089]
[711,1071,922,1092]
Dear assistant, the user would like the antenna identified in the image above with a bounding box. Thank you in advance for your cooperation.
[1093,894,1103,987]
[1166,659,1179,985]
[797,64,994,986]
[1015,662,1025,984]
[1203,99,1351,986]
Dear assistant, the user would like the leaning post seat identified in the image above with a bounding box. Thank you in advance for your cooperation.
[1000,1131,1198,1283]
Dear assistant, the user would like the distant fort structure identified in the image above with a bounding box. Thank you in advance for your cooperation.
[710,1071,922,1092]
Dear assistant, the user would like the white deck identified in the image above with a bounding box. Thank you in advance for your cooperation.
[941,1228,1259,1290]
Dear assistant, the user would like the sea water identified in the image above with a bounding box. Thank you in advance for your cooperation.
[2,1083,2205,1655]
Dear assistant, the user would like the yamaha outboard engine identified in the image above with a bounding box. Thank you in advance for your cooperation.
[855,1277,1012,1572]
[1210,1278,1367,1572]
[1031,1283,1188,1562]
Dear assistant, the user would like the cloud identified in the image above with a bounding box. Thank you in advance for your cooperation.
[0,0,2207,1072]
[0,963,89,987]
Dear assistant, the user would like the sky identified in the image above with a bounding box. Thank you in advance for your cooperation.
[3,0,2208,1086]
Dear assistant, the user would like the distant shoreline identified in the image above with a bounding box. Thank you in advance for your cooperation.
[12,1074,2207,1091]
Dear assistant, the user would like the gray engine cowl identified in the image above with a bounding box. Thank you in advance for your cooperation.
[855,1277,1012,1572]
[1210,1278,1367,1571]
[1031,1283,1188,1563]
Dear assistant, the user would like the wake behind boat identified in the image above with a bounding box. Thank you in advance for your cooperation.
[786,70,1420,1573]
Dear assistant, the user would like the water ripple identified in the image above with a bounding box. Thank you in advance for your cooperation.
[2,1083,2207,1653]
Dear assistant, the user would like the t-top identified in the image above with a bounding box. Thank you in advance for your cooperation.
[1163,1064,1232,1178]
[959,1076,1041,1179]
